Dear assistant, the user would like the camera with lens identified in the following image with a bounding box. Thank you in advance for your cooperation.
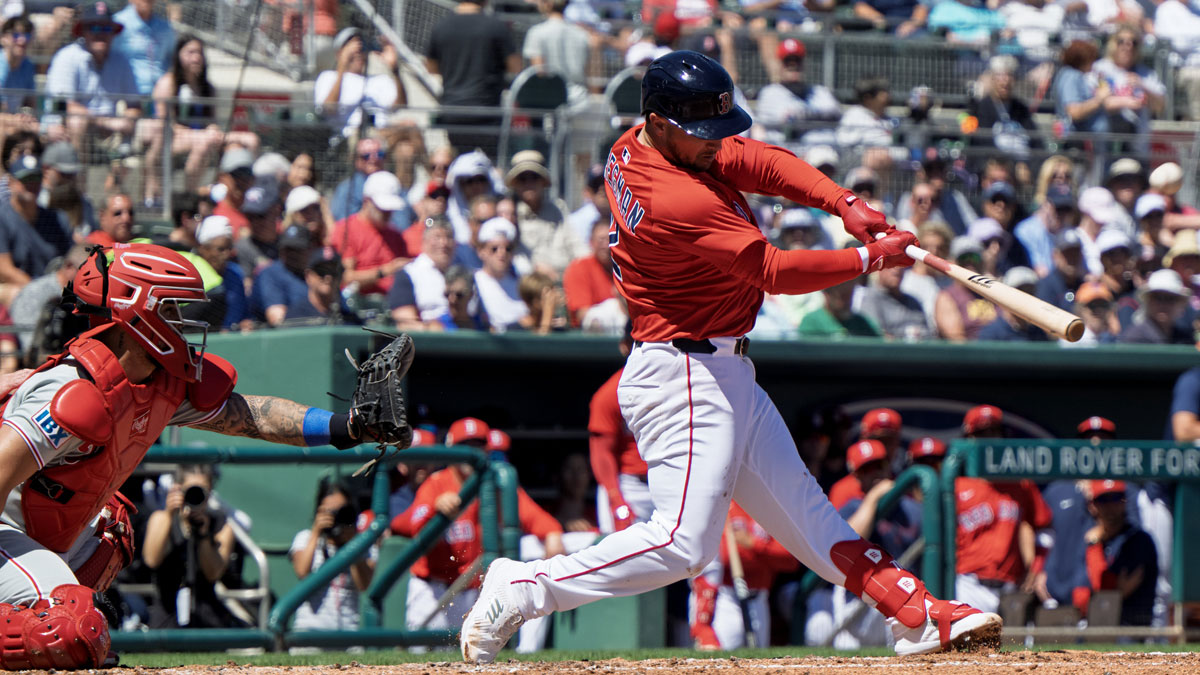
[325,504,359,540]
[183,485,208,508]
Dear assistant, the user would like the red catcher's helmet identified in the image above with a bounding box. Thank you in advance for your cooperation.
[68,244,209,382]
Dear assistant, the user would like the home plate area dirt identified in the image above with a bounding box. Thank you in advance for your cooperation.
[123,651,1200,674]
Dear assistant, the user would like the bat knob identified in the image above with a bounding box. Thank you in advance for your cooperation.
[1064,319,1085,343]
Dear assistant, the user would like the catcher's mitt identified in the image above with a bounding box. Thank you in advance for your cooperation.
[347,330,415,450]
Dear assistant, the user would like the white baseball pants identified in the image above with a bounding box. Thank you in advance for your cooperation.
[0,517,101,605]
[506,339,860,620]
[953,574,1009,615]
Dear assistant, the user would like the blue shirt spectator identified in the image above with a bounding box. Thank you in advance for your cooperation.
[1014,185,1076,277]
[1053,40,1107,134]
[0,157,71,279]
[0,16,35,113]
[221,262,247,329]
[251,258,309,323]
[113,0,176,96]
[1040,480,1092,607]
[928,0,1003,44]
[44,38,139,123]
[1168,367,1200,441]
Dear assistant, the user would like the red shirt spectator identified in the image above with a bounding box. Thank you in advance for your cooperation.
[563,221,615,328]
[329,171,411,294]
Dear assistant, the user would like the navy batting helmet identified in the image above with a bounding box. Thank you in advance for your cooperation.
[641,50,751,140]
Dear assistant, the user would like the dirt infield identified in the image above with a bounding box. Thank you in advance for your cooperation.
[131,651,1200,674]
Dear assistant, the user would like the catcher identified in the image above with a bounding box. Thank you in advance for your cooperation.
[0,243,413,670]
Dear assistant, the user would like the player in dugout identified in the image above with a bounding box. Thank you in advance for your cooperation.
[0,243,411,669]
[460,50,1001,663]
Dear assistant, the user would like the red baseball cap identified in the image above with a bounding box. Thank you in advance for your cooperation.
[487,429,511,452]
[963,405,1003,434]
[653,11,680,43]
[446,417,490,446]
[410,428,436,447]
[861,408,902,437]
[1090,479,1126,500]
[847,440,888,472]
[1077,416,1116,436]
[777,38,806,60]
[908,437,947,461]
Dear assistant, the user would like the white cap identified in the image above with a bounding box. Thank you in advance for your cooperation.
[1077,187,1123,226]
[625,42,671,68]
[208,182,228,204]
[362,171,406,212]
[196,215,233,245]
[1149,162,1184,189]
[253,152,291,179]
[1134,193,1167,220]
[1002,265,1038,290]
[1141,268,1189,298]
[478,217,517,244]
[968,217,1004,243]
[285,185,322,215]
[1096,229,1132,254]
[804,145,839,170]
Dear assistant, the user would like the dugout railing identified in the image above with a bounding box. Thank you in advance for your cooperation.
[942,439,1200,644]
[110,444,519,652]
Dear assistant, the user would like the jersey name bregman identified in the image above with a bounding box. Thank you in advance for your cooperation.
[604,149,644,233]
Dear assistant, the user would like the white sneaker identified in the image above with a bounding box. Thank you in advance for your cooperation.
[892,600,1002,656]
[460,558,527,664]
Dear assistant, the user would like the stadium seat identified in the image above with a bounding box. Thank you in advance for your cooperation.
[498,67,569,171]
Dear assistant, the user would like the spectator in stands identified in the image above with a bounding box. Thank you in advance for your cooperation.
[252,224,310,326]
[1134,194,1168,275]
[282,185,331,247]
[928,0,1004,45]
[389,218,456,331]
[383,123,428,203]
[330,171,411,296]
[473,217,527,331]
[773,207,835,251]
[290,480,375,631]
[508,150,585,277]
[519,271,568,334]
[979,184,1027,270]
[968,217,1020,277]
[625,10,676,68]
[1165,231,1200,314]
[113,0,174,97]
[234,181,282,279]
[1095,27,1164,155]
[144,36,257,204]
[294,247,359,326]
[1069,281,1121,345]
[0,15,36,123]
[1151,0,1200,121]
[1084,480,1158,626]
[0,155,70,289]
[978,266,1049,341]
[332,137,386,220]
[896,181,941,233]
[446,150,500,245]
[213,147,256,237]
[858,266,931,341]
[1077,186,1124,276]
[1104,159,1143,235]
[936,237,997,340]
[1033,155,1076,208]
[523,0,591,102]
[562,221,613,328]
[797,278,879,338]
[1053,39,1109,135]
[1148,162,1200,235]
[835,76,894,150]
[45,2,140,155]
[1096,229,1139,303]
[999,0,1064,72]
[1119,269,1193,344]
[9,244,86,351]
[436,265,489,331]
[854,0,928,36]
[288,152,318,191]
[169,192,202,250]
[896,155,977,235]
[901,222,953,322]
[407,145,454,209]
[40,140,96,238]
[86,192,135,247]
[188,215,248,330]
[1015,184,1075,277]
[1036,229,1088,311]
[315,27,405,139]
[568,165,609,247]
[967,56,1036,164]
[143,465,242,628]
[754,39,841,142]
[426,0,520,157]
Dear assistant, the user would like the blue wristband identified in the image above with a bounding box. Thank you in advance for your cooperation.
[302,408,334,447]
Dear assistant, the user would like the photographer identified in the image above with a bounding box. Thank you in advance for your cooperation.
[289,480,376,631]
[142,465,241,628]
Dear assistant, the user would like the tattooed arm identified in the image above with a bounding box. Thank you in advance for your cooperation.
[193,394,352,446]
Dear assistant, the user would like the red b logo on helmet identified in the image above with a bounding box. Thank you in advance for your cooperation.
[717,91,732,115]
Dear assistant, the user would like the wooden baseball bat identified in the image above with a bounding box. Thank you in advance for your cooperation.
[723,523,758,648]
[880,236,1085,342]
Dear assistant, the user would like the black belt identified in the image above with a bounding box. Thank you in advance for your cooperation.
[974,576,1010,590]
[634,337,750,356]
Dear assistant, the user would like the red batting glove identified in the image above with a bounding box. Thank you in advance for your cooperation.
[836,191,892,245]
[611,497,636,531]
[864,230,918,272]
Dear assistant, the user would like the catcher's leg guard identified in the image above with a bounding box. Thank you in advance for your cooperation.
[0,584,110,670]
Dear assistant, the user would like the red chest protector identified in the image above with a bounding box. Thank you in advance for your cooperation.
[13,329,235,553]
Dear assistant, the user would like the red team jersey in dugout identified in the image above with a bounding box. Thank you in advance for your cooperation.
[604,125,866,342]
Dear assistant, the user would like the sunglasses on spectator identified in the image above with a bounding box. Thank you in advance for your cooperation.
[853,182,876,193]
[446,288,469,299]
[360,150,387,161]
[1085,300,1112,312]
[463,175,489,185]
[1116,37,1137,46]
[487,243,514,253]
[913,195,932,204]
[108,208,131,217]
[430,162,450,171]
[3,32,30,41]
[85,24,118,35]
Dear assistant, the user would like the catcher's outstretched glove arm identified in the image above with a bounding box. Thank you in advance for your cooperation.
[332,330,415,452]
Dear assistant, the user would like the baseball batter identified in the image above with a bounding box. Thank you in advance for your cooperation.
[460,50,1001,663]
[0,243,410,670]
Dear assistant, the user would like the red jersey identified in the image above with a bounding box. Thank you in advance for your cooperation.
[828,473,864,510]
[213,200,250,239]
[992,480,1052,529]
[721,502,797,590]
[955,477,1023,583]
[329,213,410,294]
[562,255,614,327]
[86,230,116,247]
[604,125,862,342]
[391,466,562,586]
[589,368,647,500]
